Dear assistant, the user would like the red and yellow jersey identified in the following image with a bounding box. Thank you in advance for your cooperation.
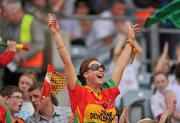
[68,80,120,123]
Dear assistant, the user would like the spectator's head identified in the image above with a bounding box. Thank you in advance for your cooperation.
[74,0,90,15]
[175,63,180,82]
[2,0,23,23]
[28,83,58,112]
[28,82,42,112]
[18,71,37,93]
[79,58,105,87]
[111,0,126,16]
[153,72,168,93]
[137,118,158,123]
[0,85,23,114]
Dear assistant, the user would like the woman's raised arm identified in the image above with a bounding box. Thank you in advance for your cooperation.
[111,24,141,86]
[48,13,77,89]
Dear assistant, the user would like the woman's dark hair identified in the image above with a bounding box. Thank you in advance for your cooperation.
[79,58,99,85]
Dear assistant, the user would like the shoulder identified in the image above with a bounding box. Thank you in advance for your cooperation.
[54,106,71,115]
[26,113,40,122]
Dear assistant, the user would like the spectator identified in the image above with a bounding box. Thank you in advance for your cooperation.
[15,71,37,120]
[0,85,24,123]
[150,72,169,119]
[2,0,45,85]
[26,83,72,123]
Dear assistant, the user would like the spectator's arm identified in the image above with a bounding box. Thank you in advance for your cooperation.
[119,107,129,123]
[0,40,16,68]
[154,42,169,73]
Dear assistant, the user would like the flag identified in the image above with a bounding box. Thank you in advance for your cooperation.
[41,64,67,99]
[50,71,67,96]
[144,0,180,28]
[0,101,12,123]
[41,64,54,99]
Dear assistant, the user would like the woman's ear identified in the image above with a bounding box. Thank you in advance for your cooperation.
[83,71,88,78]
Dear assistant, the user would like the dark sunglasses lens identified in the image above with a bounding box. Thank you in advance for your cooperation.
[100,65,106,71]
[90,64,99,71]
[89,64,105,71]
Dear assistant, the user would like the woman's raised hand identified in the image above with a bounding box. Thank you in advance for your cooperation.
[48,13,60,34]
[128,24,140,41]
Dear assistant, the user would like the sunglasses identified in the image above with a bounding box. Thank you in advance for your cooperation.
[88,64,106,72]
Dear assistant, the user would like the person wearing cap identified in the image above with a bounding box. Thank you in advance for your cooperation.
[48,13,141,123]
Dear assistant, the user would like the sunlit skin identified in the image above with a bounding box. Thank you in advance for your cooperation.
[154,73,169,93]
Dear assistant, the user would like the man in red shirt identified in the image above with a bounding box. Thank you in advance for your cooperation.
[0,40,16,68]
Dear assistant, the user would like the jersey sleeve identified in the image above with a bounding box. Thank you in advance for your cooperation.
[100,78,116,90]
[67,84,83,113]
[0,51,15,68]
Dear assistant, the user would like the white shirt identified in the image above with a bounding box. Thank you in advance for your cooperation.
[150,90,166,118]
[15,101,34,120]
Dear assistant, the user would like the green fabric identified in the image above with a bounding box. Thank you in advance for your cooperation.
[0,101,12,123]
[20,14,34,43]
[77,79,82,85]
[144,0,180,28]
[100,79,116,89]
[77,78,116,88]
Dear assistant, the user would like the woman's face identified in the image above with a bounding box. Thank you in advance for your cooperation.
[84,60,105,86]
[154,73,168,92]
[18,75,33,92]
